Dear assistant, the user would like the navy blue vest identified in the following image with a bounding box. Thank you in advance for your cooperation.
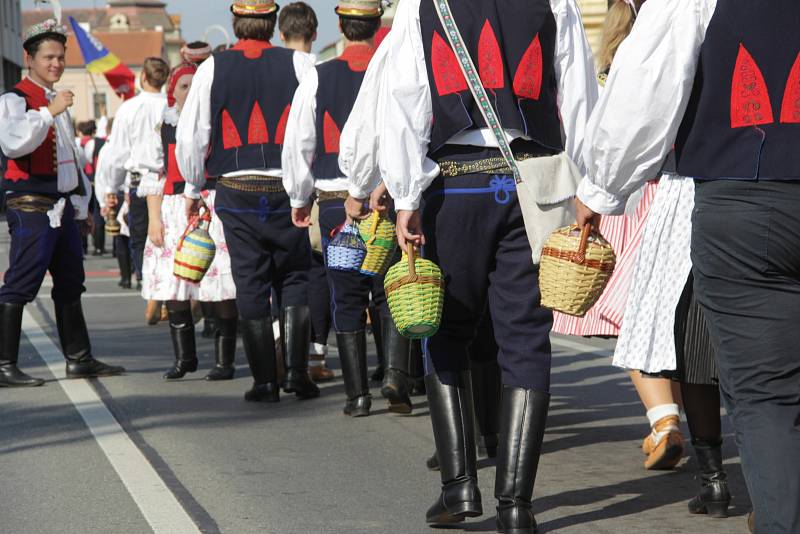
[206,40,298,177]
[312,45,374,180]
[675,1,800,180]
[419,0,563,154]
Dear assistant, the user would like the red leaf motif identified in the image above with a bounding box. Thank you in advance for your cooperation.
[731,43,774,128]
[513,35,543,100]
[247,101,269,144]
[478,20,504,89]
[274,104,291,145]
[221,109,243,149]
[323,111,341,154]
[780,51,800,124]
[431,31,467,96]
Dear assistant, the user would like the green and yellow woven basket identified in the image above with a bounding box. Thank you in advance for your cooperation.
[358,211,397,276]
[384,247,444,339]
[174,212,216,283]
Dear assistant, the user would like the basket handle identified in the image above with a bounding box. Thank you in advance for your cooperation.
[407,246,418,282]
[366,211,380,246]
[573,223,592,265]
[177,209,208,252]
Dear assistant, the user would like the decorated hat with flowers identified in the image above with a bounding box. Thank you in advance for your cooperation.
[230,0,279,17]
[23,18,68,51]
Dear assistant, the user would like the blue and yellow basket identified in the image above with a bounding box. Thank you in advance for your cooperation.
[174,212,216,283]
[327,223,367,272]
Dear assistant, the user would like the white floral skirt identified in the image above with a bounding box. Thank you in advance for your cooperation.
[142,190,236,302]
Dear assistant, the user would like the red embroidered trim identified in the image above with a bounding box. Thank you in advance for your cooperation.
[731,43,774,128]
[247,101,269,144]
[781,52,800,124]
[274,104,291,145]
[164,144,184,195]
[231,39,273,60]
[478,20,504,90]
[513,35,543,100]
[339,44,375,72]
[5,78,57,180]
[431,30,467,96]
[221,109,243,149]
[323,111,341,154]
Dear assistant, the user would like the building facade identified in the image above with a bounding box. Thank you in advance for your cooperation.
[1,0,23,92]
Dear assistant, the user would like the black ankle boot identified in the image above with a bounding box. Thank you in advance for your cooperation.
[281,306,320,399]
[0,303,44,387]
[336,331,372,417]
[495,386,550,534]
[380,316,412,414]
[206,317,237,381]
[163,309,198,380]
[368,306,385,382]
[425,372,483,525]
[471,359,501,458]
[240,318,280,403]
[56,300,125,378]
[688,438,731,518]
[427,451,440,471]
[408,340,426,396]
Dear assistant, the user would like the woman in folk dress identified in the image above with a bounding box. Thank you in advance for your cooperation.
[141,63,238,381]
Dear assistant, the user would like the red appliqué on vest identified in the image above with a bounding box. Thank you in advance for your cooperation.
[274,104,291,145]
[431,31,467,96]
[221,109,243,149]
[339,44,375,72]
[731,43,774,128]
[4,78,58,182]
[323,112,341,154]
[513,35,543,100]
[478,21,504,90]
[248,101,269,144]
[780,52,800,124]
[231,39,273,60]
[164,144,184,194]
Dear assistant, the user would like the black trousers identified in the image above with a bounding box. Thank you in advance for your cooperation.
[90,191,105,252]
[127,189,148,280]
[215,184,311,320]
[0,197,85,305]
[309,251,331,344]
[317,197,389,333]
[692,179,800,534]
[420,173,552,391]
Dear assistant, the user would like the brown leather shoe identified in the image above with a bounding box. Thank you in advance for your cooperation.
[642,415,684,470]
[145,300,161,325]
[309,364,335,382]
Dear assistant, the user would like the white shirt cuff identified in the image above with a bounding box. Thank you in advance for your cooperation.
[290,197,311,209]
[38,106,54,126]
[347,184,371,201]
[183,182,202,199]
[576,177,626,215]
[394,196,421,212]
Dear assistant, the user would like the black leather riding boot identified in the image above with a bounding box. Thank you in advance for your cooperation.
[200,302,218,339]
[163,308,198,380]
[380,315,412,414]
[688,438,731,518]
[56,300,125,378]
[425,371,483,525]
[495,386,550,534]
[205,317,237,381]
[368,305,385,382]
[471,359,501,458]
[336,331,371,417]
[281,306,320,399]
[240,318,280,402]
[0,303,44,387]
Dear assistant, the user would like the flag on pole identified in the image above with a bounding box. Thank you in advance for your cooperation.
[68,16,136,100]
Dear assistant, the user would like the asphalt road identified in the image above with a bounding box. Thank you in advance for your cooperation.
[0,228,752,534]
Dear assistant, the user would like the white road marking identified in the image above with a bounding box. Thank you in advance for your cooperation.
[81,293,142,298]
[22,310,201,534]
[551,336,614,357]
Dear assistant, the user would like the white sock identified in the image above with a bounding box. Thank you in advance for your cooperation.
[646,403,680,443]
[308,343,327,366]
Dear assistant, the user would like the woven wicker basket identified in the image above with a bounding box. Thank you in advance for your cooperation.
[327,223,367,272]
[174,212,216,283]
[539,224,616,317]
[384,247,445,339]
[105,206,121,236]
[358,211,397,276]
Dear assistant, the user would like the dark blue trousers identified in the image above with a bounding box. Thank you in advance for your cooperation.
[420,173,553,392]
[0,196,85,305]
[317,197,389,333]
[692,179,800,534]
[215,185,311,320]
[309,251,331,344]
[127,188,148,280]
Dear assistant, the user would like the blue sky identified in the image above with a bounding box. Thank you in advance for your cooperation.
[21,0,342,52]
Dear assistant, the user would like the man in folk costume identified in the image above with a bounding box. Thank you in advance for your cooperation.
[575,1,800,532]
[0,18,124,387]
[283,0,413,416]
[176,0,320,403]
[346,0,597,529]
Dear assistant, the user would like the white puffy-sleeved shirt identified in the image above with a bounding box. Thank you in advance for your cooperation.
[369,0,599,211]
[93,134,120,209]
[137,106,181,198]
[102,91,167,198]
[176,50,316,199]
[576,0,718,215]
[0,77,81,194]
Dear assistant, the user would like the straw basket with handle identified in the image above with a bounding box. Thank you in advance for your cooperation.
[539,224,616,317]
[326,223,368,272]
[384,247,445,339]
[357,211,397,276]
[173,210,216,283]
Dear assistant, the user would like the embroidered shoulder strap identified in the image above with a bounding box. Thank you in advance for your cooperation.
[432,0,522,183]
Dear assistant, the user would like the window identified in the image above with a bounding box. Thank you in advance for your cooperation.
[93,92,108,119]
